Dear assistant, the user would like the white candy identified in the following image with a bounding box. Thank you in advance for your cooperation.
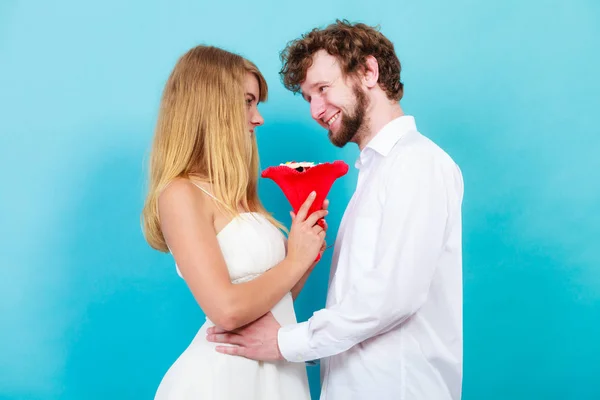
[280,161,315,169]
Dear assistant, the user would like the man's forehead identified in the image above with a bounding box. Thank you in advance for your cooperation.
[301,51,341,89]
[312,50,340,70]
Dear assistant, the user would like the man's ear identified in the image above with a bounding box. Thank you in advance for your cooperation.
[363,55,379,89]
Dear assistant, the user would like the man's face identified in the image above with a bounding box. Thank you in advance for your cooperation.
[300,50,369,148]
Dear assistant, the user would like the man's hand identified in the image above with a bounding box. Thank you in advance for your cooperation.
[206,312,284,362]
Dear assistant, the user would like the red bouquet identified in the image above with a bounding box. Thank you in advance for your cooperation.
[261,160,349,229]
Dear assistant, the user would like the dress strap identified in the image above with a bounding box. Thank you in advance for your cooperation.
[190,181,226,207]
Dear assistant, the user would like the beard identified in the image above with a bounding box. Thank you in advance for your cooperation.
[328,85,369,148]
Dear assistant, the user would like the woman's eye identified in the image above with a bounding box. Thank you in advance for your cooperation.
[319,86,327,93]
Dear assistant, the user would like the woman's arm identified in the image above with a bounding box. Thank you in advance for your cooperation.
[159,180,326,331]
[291,200,328,300]
[291,241,326,300]
[291,264,316,301]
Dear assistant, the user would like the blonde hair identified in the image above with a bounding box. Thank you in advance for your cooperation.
[142,45,282,252]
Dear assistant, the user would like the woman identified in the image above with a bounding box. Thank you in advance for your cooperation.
[141,45,326,399]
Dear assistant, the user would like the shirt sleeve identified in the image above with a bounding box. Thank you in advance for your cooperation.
[278,152,461,362]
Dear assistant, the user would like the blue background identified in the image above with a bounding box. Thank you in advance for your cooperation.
[1,1,599,399]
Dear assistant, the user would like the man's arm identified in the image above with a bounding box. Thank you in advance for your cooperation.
[278,154,463,362]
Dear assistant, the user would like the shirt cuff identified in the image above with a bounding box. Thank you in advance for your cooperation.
[277,321,320,363]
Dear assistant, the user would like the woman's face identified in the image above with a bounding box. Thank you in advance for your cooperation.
[244,73,264,136]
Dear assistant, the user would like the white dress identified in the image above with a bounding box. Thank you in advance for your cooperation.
[155,189,311,400]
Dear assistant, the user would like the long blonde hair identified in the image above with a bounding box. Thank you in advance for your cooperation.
[142,45,281,252]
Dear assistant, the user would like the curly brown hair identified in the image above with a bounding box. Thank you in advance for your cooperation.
[280,20,404,102]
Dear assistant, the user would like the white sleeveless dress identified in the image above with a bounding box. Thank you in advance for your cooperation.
[155,185,311,400]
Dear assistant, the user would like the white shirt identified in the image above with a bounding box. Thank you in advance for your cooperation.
[278,116,464,399]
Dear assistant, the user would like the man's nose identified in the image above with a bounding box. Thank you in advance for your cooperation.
[310,98,325,121]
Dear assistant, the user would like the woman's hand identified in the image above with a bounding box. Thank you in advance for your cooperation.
[286,192,328,269]
[313,199,329,266]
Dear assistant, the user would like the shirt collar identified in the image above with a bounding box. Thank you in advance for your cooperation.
[355,115,417,169]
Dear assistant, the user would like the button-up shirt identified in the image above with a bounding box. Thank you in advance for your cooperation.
[278,116,464,399]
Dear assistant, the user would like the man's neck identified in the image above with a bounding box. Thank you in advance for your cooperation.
[357,99,404,151]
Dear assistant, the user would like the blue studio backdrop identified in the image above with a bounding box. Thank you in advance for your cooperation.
[1,1,599,399]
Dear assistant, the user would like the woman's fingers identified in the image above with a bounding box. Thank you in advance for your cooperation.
[295,192,316,221]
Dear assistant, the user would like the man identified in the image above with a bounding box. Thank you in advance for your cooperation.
[207,20,464,399]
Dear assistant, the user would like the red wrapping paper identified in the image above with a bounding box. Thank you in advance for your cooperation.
[261,160,349,262]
